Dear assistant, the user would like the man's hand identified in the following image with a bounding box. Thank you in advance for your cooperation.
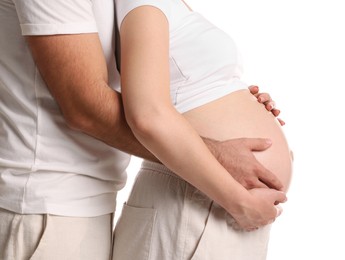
[248,85,285,126]
[202,85,285,190]
[203,137,283,191]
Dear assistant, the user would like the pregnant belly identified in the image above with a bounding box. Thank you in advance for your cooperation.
[183,89,293,192]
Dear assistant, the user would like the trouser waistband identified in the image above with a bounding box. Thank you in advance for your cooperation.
[140,160,182,179]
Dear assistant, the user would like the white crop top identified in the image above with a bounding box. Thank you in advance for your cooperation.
[116,0,248,113]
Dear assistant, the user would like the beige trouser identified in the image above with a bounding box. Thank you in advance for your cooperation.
[113,160,271,260]
[0,208,113,260]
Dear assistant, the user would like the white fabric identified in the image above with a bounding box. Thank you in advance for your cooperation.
[116,0,248,113]
[0,0,130,217]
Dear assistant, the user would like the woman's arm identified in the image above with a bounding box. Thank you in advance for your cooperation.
[120,6,286,230]
[26,33,282,191]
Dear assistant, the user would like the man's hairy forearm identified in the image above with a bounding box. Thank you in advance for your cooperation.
[25,34,220,164]
[25,34,157,161]
[96,93,158,162]
[69,85,158,162]
[72,86,218,164]
[26,34,281,191]
[71,85,220,163]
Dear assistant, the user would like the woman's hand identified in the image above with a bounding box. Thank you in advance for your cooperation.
[230,188,287,231]
[248,85,285,126]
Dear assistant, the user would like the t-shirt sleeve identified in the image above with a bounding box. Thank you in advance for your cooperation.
[116,0,171,28]
[13,0,98,35]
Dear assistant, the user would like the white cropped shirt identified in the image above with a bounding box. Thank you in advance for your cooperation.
[116,0,248,113]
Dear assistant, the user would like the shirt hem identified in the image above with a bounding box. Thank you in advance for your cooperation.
[176,82,248,113]
[0,198,117,217]
[21,23,98,36]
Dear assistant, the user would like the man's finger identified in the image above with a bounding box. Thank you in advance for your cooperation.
[258,167,283,191]
[246,179,268,189]
[243,138,272,152]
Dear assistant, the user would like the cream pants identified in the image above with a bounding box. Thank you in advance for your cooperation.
[0,208,113,260]
[113,160,271,260]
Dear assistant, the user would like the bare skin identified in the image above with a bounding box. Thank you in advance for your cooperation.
[119,6,287,230]
[25,32,288,231]
[184,89,293,230]
[184,89,292,191]
[26,34,284,193]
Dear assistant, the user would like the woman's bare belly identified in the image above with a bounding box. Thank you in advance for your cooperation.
[183,89,293,192]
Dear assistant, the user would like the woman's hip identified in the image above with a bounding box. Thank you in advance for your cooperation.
[113,160,271,260]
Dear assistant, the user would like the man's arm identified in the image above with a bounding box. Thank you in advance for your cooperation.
[26,33,156,161]
[26,33,281,190]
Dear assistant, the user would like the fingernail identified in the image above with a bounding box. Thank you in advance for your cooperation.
[275,205,283,216]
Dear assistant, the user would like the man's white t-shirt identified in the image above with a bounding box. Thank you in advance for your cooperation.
[0,0,130,217]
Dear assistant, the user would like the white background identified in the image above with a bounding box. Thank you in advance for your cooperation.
[116,1,345,259]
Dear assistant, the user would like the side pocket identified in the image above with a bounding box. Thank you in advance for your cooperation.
[30,215,49,260]
[190,203,238,260]
[112,204,157,260]
[190,202,214,260]
[191,204,272,260]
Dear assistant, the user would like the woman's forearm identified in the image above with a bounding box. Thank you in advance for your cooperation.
[126,102,287,231]
[126,104,249,215]
[120,6,286,230]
